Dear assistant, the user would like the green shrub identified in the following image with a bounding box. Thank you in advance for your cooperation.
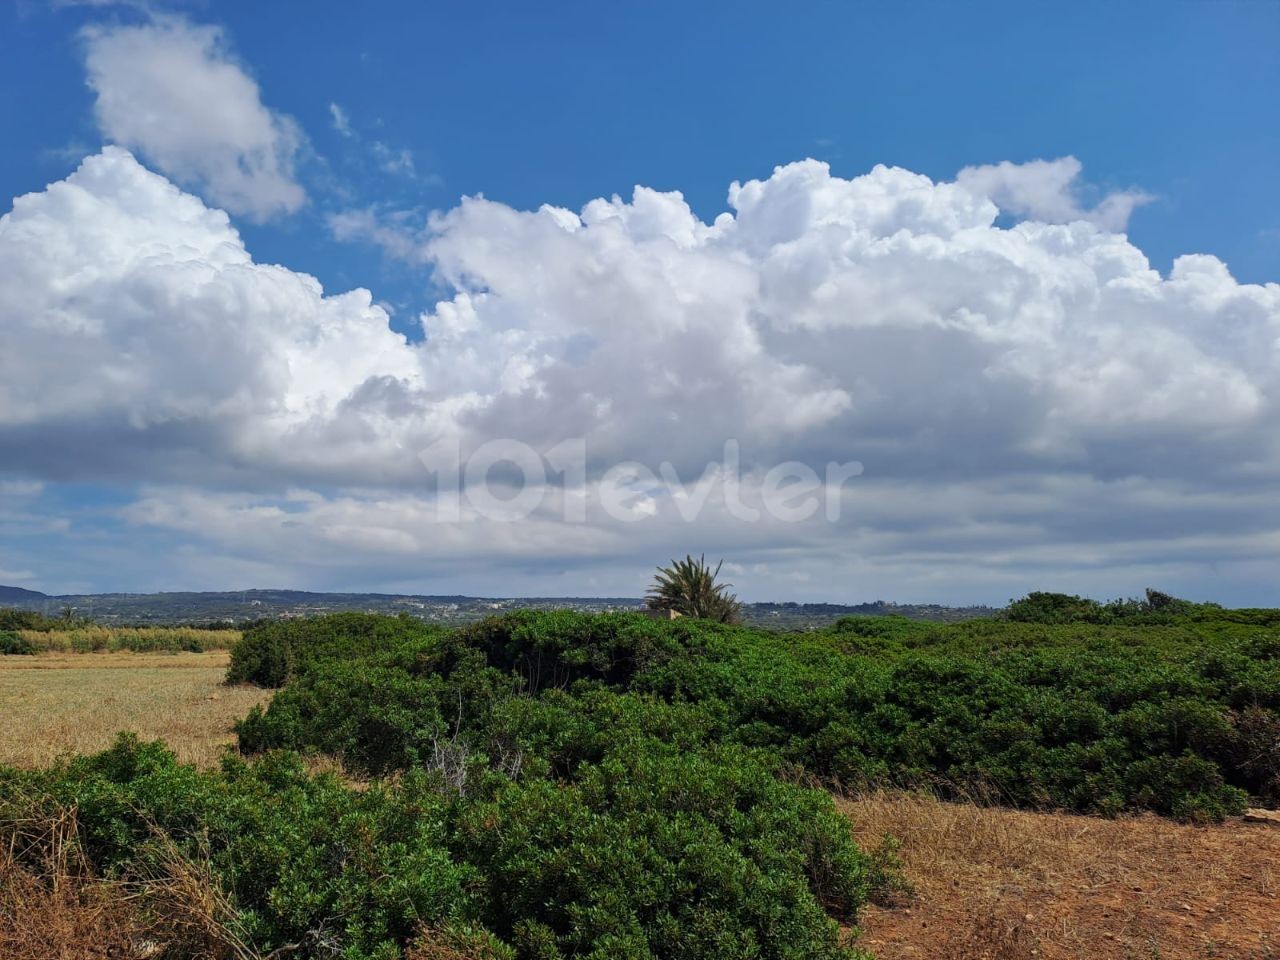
[236,612,709,775]
[0,608,58,632]
[831,615,935,644]
[227,612,442,687]
[0,629,36,654]
[2,730,881,960]
[455,740,871,960]
[1227,705,1280,805]
[236,649,516,777]
[1004,592,1106,624]
[1002,589,1220,625]
[455,610,701,692]
[0,735,475,959]
[233,609,1277,821]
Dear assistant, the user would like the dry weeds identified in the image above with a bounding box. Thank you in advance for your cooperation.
[844,789,1280,960]
[0,800,255,960]
[15,627,240,654]
[0,848,143,959]
[0,651,270,768]
[408,926,511,960]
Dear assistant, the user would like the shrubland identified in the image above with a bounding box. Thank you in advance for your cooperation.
[3,598,1279,959]
[237,609,1280,819]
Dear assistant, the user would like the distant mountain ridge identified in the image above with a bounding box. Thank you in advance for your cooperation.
[0,585,995,629]
[0,584,48,602]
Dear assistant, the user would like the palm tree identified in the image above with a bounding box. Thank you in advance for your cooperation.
[646,554,742,624]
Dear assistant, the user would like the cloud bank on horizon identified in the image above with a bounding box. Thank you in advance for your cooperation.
[1,11,1278,602]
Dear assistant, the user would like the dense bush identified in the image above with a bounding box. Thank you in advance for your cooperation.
[1003,591,1109,624]
[1002,588,1224,625]
[240,610,1276,820]
[236,643,517,776]
[456,609,699,691]
[3,731,877,960]
[0,629,36,654]
[454,741,871,960]
[0,736,474,959]
[0,608,61,631]
[647,616,1273,819]
[226,612,442,687]
[236,612,708,775]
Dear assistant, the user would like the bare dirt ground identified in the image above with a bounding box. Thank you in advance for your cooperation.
[843,791,1280,960]
[0,651,270,768]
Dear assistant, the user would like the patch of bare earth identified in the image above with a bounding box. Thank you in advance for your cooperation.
[842,791,1280,960]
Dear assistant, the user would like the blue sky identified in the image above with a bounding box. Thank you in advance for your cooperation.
[1,0,1279,603]
[6,1,1278,311]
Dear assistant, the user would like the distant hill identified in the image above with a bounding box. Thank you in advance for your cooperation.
[0,586,994,629]
[0,584,48,602]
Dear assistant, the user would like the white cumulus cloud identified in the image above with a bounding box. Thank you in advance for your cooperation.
[82,16,305,221]
[3,150,1280,598]
[956,156,1153,231]
[0,148,421,485]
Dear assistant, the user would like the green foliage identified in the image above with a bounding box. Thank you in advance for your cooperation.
[226,612,442,687]
[1227,705,1280,805]
[0,608,60,631]
[830,615,936,652]
[646,555,742,624]
[1004,591,1106,623]
[239,608,1278,824]
[236,642,516,777]
[455,741,871,960]
[457,609,698,691]
[0,735,474,959]
[0,629,36,654]
[3,734,873,959]
[1003,588,1218,625]
[7,611,891,959]
[236,612,709,776]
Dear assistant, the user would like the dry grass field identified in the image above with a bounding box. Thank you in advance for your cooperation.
[0,651,271,768]
[845,790,1280,960]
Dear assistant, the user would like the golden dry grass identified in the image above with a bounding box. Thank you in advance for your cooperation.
[843,790,1280,960]
[14,627,240,654]
[0,803,256,960]
[0,651,270,768]
[1,842,148,960]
